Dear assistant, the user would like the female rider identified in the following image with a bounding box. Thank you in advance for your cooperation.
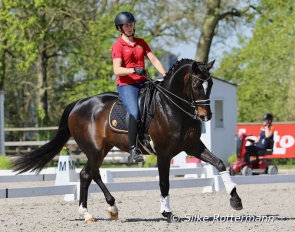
[245,113,275,162]
[112,12,167,162]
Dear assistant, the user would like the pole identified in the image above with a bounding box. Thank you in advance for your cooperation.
[0,91,4,155]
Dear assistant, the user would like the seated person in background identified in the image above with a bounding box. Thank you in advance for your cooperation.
[244,113,275,162]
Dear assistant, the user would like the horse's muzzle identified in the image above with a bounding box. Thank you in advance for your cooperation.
[199,113,212,122]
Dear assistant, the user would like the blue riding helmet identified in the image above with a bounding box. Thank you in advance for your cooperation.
[262,113,273,121]
[115,12,136,30]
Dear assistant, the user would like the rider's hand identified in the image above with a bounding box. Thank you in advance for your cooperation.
[133,68,147,76]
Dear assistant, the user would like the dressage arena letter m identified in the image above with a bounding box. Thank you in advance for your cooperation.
[59,161,67,171]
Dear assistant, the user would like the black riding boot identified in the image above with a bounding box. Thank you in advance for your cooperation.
[128,115,144,162]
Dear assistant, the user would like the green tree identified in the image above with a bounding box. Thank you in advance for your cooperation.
[137,0,257,63]
[0,0,38,129]
[215,0,295,122]
[195,0,255,63]
[0,0,123,128]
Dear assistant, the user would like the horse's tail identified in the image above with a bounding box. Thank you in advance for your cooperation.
[12,101,78,174]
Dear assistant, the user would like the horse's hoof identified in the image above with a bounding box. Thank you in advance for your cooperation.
[107,211,118,220]
[162,211,171,218]
[107,204,119,220]
[85,217,95,223]
[230,196,243,210]
[84,213,94,223]
[162,212,174,222]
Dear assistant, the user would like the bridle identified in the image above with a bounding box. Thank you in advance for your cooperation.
[145,63,212,120]
[186,66,211,108]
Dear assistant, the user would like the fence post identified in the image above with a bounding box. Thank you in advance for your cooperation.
[172,151,187,167]
[0,91,5,155]
[100,169,114,183]
[213,175,225,192]
[202,165,217,193]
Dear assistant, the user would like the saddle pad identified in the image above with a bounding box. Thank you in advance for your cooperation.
[109,100,128,133]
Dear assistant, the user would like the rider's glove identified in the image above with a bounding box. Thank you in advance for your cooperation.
[133,68,147,76]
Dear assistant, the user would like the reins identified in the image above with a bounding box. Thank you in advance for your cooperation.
[144,70,211,120]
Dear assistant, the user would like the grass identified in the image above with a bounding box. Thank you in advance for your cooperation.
[227,153,237,165]
[277,164,295,169]
[0,155,12,170]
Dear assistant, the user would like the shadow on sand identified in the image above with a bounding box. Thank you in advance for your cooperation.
[70,214,295,223]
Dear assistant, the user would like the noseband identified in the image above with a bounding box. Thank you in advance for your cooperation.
[187,67,211,108]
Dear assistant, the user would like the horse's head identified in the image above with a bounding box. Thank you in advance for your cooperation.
[187,60,215,122]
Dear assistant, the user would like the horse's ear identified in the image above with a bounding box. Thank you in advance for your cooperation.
[206,60,215,70]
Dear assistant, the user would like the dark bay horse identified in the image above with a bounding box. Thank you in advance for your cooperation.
[12,59,243,222]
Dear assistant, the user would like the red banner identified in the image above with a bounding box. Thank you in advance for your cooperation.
[237,123,295,159]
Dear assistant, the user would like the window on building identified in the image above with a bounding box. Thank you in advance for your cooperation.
[215,100,224,128]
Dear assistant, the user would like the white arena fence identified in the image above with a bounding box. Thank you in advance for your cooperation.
[0,164,214,199]
[1,157,295,200]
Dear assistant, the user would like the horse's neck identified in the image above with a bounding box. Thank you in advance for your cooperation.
[161,66,190,99]
[155,66,194,122]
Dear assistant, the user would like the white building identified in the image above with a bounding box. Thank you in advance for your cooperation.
[200,77,237,165]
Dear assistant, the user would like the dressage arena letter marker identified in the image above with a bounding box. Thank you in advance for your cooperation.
[59,161,67,171]
[55,156,77,186]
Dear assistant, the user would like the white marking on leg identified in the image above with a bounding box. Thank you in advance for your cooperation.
[79,204,93,222]
[219,171,237,195]
[107,204,119,220]
[160,194,172,213]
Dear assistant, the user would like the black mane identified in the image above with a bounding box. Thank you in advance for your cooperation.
[166,58,194,77]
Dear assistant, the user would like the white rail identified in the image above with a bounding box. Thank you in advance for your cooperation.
[1,165,294,199]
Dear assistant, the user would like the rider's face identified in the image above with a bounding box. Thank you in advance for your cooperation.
[262,119,269,126]
[122,23,134,36]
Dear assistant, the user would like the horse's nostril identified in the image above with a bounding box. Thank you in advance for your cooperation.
[199,115,207,121]
[199,114,212,122]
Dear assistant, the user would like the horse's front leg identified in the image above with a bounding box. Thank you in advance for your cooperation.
[188,141,243,210]
[157,156,173,219]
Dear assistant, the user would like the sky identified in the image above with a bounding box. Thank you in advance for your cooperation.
[173,42,196,60]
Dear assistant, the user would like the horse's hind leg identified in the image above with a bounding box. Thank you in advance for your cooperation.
[90,166,118,220]
[78,147,118,222]
[79,162,94,223]
[187,141,243,210]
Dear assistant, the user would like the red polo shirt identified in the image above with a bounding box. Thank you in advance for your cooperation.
[112,36,151,86]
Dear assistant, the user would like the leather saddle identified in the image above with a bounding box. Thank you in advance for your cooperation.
[108,81,159,154]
